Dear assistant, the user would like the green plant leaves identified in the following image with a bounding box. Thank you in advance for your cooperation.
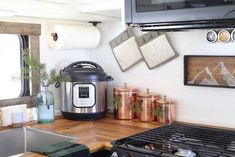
[113,95,122,108]
[134,99,142,113]
[153,106,164,118]
[22,49,67,87]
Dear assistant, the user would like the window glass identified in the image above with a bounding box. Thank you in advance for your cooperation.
[0,34,21,99]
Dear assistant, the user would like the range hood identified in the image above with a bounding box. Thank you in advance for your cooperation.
[125,0,235,31]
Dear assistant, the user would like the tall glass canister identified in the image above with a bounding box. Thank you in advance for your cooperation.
[37,85,54,123]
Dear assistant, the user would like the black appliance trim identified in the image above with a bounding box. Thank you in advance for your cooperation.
[62,111,106,120]
[137,19,235,31]
[125,0,235,31]
[72,83,97,108]
[61,61,108,82]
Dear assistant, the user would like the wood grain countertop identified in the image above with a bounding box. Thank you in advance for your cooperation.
[18,115,164,157]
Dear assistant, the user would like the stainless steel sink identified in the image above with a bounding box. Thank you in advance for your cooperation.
[0,127,75,157]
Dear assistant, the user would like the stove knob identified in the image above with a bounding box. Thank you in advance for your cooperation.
[111,152,118,157]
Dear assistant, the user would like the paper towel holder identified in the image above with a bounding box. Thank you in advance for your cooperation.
[50,22,100,42]
[89,21,101,27]
[51,33,58,41]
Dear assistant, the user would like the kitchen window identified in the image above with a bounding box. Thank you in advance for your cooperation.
[0,21,41,108]
[0,34,29,100]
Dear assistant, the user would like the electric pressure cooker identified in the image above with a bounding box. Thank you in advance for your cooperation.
[60,61,113,120]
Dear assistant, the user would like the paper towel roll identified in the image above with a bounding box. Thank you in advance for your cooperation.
[48,24,101,50]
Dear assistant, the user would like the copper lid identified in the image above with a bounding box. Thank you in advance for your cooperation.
[113,83,138,93]
[138,88,160,99]
[157,95,175,105]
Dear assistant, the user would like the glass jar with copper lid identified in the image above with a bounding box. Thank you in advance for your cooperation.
[135,89,160,122]
[113,83,138,120]
[155,95,176,124]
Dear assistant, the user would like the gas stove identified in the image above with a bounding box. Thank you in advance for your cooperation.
[111,123,235,157]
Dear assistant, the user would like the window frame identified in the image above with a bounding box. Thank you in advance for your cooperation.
[19,35,30,97]
[0,21,41,108]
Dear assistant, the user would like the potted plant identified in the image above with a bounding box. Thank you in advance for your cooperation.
[134,98,142,120]
[21,49,68,123]
[153,106,165,123]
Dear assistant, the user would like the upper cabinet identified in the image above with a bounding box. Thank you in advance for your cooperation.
[0,0,123,21]
[79,0,122,18]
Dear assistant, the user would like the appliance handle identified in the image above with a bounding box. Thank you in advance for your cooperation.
[106,75,114,82]
[55,82,60,88]
[68,61,103,71]
[54,69,65,88]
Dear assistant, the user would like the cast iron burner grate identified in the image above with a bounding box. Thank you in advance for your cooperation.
[112,123,235,157]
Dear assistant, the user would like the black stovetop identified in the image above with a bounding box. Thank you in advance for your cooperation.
[112,123,235,157]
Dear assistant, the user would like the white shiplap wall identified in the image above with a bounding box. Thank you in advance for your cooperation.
[88,22,235,128]
[29,19,235,128]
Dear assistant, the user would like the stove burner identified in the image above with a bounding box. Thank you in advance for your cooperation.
[112,123,235,157]
[144,144,158,150]
[227,141,235,151]
[174,149,196,157]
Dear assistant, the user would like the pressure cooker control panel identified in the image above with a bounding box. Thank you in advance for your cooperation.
[73,83,96,108]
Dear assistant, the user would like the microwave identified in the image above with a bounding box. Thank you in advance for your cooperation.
[125,0,235,31]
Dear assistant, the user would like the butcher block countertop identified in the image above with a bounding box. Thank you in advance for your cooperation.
[19,115,163,157]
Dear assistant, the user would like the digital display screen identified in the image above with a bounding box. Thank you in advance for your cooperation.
[79,87,89,98]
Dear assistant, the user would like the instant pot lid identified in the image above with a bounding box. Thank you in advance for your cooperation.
[61,61,108,82]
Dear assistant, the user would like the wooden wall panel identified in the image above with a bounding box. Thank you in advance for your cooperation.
[30,35,40,96]
[0,22,41,35]
[0,21,41,108]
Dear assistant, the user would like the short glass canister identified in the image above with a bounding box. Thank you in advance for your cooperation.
[37,85,54,123]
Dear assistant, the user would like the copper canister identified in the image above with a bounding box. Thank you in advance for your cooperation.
[156,96,176,124]
[136,89,160,122]
[113,84,138,120]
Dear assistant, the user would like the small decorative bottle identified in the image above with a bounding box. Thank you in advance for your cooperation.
[37,85,54,123]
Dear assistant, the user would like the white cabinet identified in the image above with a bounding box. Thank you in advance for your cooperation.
[79,0,123,18]
[32,0,68,4]
[0,0,122,21]
[0,0,73,19]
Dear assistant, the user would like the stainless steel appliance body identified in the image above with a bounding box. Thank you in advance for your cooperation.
[125,0,235,31]
[60,61,112,120]
[61,82,106,117]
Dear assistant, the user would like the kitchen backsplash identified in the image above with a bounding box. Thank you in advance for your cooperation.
[38,20,235,128]
[88,22,235,128]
